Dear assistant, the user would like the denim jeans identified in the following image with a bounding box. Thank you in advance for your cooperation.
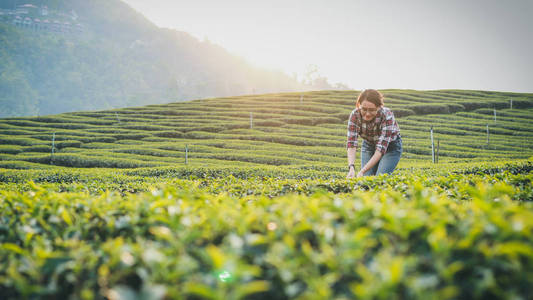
[361,136,402,176]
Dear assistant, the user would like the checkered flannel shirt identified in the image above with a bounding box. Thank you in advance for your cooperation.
[346,106,400,155]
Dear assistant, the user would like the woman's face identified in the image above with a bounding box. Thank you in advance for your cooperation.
[360,100,379,121]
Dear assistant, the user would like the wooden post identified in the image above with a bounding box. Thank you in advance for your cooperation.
[493,108,496,122]
[250,112,253,129]
[51,132,55,165]
[430,126,435,163]
[436,139,440,163]
[300,94,303,103]
[115,112,120,123]
[51,133,55,155]
[510,99,513,109]
[185,144,188,164]
[486,124,490,146]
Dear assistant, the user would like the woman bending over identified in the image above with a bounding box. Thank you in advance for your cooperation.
[346,89,402,178]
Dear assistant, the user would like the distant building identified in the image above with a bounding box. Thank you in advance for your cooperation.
[62,21,71,33]
[3,5,83,36]
[42,19,50,30]
[20,4,38,9]
[15,4,37,15]
[15,8,28,14]
[23,16,32,28]
[13,15,22,26]
[33,18,41,30]
[52,20,60,32]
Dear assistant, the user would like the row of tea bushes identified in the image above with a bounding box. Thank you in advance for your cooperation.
[1,177,532,299]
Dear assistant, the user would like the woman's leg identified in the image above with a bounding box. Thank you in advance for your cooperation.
[376,138,402,175]
[361,141,378,176]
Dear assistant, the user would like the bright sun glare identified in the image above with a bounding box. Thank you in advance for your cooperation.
[122,0,533,92]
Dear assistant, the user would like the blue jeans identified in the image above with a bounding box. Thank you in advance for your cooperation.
[361,136,402,176]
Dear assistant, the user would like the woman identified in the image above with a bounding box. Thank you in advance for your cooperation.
[346,89,402,178]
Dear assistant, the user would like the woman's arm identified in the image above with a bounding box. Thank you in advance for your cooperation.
[346,147,357,178]
[357,151,382,177]
[346,109,358,178]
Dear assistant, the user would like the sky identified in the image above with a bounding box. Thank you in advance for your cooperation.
[121,0,533,93]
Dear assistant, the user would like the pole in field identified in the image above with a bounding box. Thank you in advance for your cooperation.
[510,99,513,109]
[51,132,55,165]
[493,108,496,122]
[430,126,435,163]
[300,94,303,103]
[436,139,440,163]
[185,144,188,165]
[486,124,490,146]
[250,112,253,129]
[52,133,55,155]
[115,112,120,123]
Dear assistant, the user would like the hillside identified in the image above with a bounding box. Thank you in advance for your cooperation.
[1,89,533,299]
[0,89,532,172]
[0,0,327,118]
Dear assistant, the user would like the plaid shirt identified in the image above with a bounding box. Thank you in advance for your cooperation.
[346,106,400,155]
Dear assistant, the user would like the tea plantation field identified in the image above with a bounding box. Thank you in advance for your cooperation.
[0,89,532,170]
[1,89,533,299]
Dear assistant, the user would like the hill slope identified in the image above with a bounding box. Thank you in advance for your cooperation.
[0,0,323,118]
[1,89,533,299]
[0,89,532,171]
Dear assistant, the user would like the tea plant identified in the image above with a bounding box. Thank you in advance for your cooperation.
[1,172,532,299]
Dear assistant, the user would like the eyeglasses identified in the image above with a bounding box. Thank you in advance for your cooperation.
[360,107,378,114]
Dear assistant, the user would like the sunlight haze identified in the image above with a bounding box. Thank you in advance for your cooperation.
[121,0,533,92]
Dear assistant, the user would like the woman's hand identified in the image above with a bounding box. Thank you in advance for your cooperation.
[357,170,365,178]
[346,168,356,179]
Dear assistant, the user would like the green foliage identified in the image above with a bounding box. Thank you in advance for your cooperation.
[0,86,532,300]
[0,135,45,146]
[407,104,451,114]
[112,133,152,141]
[0,145,22,154]
[0,0,316,118]
[78,136,117,143]
[391,108,415,118]
[0,163,532,299]
[0,160,56,170]
[0,89,532,169]
[3,9,533,298]
[22,145,51,153]
[20,153,163,168]
[55,140,82,149]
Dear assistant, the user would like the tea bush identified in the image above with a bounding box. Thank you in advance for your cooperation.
[1,89,531,169]
[0,172,532,299]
